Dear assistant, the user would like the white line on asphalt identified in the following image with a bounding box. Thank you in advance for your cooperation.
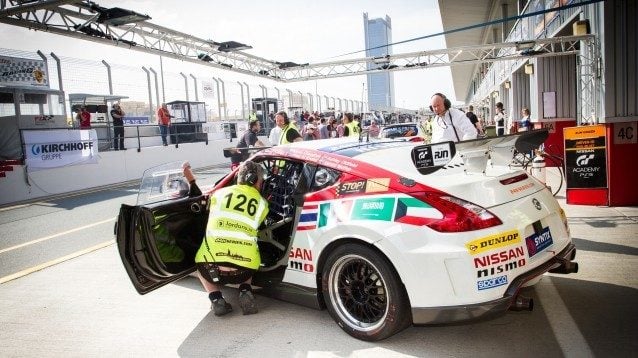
[0,240,114,284]
[538,277,595,357]
[0,217,115,254]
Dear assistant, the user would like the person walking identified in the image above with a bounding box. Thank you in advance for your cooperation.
[429,93,478,143]
[157,103,173,146]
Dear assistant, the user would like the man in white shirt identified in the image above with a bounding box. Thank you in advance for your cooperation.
[429,93,478,143]
[268,125,282,146]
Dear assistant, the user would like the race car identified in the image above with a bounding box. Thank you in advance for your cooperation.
[116,128,578,341]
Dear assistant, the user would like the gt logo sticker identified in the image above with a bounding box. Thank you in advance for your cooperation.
[466,230,521,255]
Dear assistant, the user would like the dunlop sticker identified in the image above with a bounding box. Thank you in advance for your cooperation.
[465,230,521,255]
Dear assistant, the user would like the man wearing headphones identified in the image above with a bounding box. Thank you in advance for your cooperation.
[429,93,478,143]
[194,160,269,316]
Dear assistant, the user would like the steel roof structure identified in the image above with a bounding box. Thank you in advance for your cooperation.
[1,0,595,83]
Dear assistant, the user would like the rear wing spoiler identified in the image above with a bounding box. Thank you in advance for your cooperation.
[410,129,549,175]
[223,146,271,158]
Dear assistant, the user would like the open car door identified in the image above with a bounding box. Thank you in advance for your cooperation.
[116,162,209,294]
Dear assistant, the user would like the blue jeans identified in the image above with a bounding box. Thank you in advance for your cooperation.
[159,125,169,145]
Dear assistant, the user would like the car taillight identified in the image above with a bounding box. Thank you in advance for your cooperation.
[411,192,502,232]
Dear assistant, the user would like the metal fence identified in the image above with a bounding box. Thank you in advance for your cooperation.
[0,47,368,124]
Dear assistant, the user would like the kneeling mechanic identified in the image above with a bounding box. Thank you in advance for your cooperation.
[193,160,269,316]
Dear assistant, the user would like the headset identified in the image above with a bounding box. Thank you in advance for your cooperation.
[245,171,258,186]
[429,93,451,114]
[239,161,261,186]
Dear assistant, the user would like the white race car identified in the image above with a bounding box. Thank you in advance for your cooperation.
[116,129,577,341]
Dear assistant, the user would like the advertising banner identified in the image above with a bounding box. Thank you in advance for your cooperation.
[0,55,49,87]
[24,130,99,170]
[564,125,607,189]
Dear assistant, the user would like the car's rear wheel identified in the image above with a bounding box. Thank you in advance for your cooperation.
[322,243,412,341]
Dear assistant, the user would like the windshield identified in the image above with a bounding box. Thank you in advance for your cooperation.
[137,161,189,205]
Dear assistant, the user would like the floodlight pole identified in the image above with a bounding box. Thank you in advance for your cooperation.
[101,60,113,95]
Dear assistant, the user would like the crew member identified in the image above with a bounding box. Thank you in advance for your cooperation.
[342,112,360,137]
[429,93,478,143]
[275,111,302,144]
[194,160,269,316]
[231,119,265,171]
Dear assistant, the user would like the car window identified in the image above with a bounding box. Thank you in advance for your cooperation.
[259,158,307,219]
[310,166,340,192]
[380,125,418,139]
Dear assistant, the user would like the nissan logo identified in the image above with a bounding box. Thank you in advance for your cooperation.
[532,198,542,211]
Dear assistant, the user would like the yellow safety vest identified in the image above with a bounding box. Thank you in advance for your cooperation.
[195,184,269,270]
[345,121,360,137]
[279,124,296,145]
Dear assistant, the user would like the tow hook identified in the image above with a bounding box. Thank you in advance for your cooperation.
[549,260,579,274]
[510,294,534,311]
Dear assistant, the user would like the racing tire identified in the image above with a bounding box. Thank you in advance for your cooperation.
[322,243,412,341]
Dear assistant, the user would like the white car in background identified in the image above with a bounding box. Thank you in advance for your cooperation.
[117,129,578,341]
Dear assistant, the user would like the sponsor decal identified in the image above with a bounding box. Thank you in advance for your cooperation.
[289,247,313,261]
[473,246,525,268]
[350,197,395,221]
[532,198,542,211]
[215,249,251,262]
[338,180,366,195]
[477,275,508,290]
[213,237,252,246]
[23,129,98,170]
[288,260,314,273]
[509,182,535,194]
[215,219,253,233]
[466,230,521,255]
[365,178,390,193]
[525,227,553,258]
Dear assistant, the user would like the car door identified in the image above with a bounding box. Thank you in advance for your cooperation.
[116,162,210,294]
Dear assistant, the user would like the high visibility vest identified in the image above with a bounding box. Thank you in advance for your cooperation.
[345,122,359,137]
[195,184,269,270]
[279,124,295,145]
[249,113,257,121]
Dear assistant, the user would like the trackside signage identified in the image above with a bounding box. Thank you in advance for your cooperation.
[24,129,99,170]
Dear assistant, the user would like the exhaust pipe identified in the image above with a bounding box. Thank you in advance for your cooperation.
[510,294,534,311]
[549,260,579,274]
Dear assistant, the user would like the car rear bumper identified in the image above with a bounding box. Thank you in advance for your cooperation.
[411,242,576,324]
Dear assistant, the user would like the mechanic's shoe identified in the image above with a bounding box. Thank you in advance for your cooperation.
[211,298,232,316]
[239,290,258,315]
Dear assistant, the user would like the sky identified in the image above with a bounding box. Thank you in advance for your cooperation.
[0,0,456,110]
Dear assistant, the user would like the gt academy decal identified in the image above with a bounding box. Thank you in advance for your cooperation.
[466,230,521,255]
[477,275,508,290]
[525,227,553,258]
